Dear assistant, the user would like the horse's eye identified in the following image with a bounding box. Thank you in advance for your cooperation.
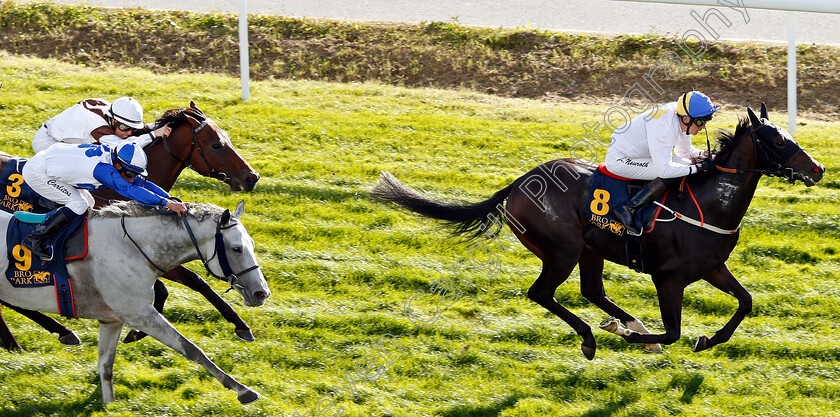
[232,246,243,254]
[212,142,222,150]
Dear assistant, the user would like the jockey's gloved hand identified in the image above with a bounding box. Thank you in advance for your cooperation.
[694,157,716,174]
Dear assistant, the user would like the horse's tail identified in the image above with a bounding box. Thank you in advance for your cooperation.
[371,171,515,241]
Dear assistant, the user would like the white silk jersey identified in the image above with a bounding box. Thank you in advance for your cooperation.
[39,98,153,149]
[605,101,705,179]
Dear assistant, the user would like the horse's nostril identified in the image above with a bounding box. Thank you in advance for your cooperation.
[254,291,267,300]
[246,175,258,185]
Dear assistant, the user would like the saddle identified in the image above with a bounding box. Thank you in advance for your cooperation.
[3,200,89,320]
[585,164,669,237]
[0,158,59,215]
[585,164,672,273]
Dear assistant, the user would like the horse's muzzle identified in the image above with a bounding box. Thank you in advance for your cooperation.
[798,163,825,187]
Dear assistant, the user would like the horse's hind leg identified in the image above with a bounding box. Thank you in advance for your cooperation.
[121,304,259,404]
[0,307,22,351]
[97,320,124,404]
[2,301,79,347]
[578,249,662,352]
[694,263,752,352]
[528,256,598,360]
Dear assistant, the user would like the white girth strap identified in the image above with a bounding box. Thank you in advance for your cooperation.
[652,201,741,235]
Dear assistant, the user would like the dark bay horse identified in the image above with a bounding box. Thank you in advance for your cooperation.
[0,102,260,350]
[373,105,825,359]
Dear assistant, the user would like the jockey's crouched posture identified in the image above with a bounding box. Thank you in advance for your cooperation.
[32,97,171,153]
[604,91,719,236]
[20,142,189,261]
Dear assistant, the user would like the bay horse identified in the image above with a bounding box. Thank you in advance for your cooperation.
[0,101,260,350]
[0,201,270,404]
[372,105,825,359]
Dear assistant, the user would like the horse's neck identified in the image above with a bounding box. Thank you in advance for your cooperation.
[106,215,214,272]
[144,134,189,192]
[693,134,762,228]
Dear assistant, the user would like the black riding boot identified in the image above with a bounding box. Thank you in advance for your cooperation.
[614,178,669,236]
[20,207,76,261]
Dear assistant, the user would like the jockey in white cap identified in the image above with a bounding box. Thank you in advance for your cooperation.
[31,97,172,153]
[604,90,719,236]
[20,142,188,261]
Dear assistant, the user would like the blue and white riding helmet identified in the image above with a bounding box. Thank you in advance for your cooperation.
[111,142,149,176]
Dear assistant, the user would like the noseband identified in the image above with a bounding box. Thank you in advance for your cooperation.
[158,119,230,183]
[714,122,803,183]
[121,213,260,292]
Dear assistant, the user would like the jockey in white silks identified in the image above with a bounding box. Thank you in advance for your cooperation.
[32,97,172,153]
[20,142,189,261]
[604,91,719,236]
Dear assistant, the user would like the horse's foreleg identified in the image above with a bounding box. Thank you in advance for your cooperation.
[528,259,597,359]
[121,304,259,404]
[97,320,123,404]
[622,278,686,346]
[694,264,752,352]
[123,279,168,343]
[578,250,662,353]
[1,301,79,346]
[161,266,253,341]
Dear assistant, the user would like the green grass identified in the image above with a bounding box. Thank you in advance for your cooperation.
[2,53,840,416]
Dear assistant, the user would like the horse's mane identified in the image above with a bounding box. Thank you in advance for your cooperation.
[153,107,207,130]
[714,117,751,157]
[90,200,222,223]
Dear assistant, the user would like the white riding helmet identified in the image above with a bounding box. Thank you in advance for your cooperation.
[111,142,149,176]
[108,97,145,129]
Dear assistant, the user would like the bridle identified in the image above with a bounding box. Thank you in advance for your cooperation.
[712,120,803,184]
[155,117,230,183]
[121,212,260,292]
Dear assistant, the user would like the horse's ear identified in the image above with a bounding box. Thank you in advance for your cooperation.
[189,101,205,117]
[747,107,762,127]
[760,102,769,120]
[220,209,231,225]
[233,200,245,220]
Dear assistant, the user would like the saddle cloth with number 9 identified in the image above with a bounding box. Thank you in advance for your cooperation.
[585,164,668,237]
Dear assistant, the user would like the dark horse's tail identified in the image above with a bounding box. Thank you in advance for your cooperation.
[371,171,515,241]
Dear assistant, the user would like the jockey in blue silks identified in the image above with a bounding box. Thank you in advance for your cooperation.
[604,91,719,236]
[20,142,189,260]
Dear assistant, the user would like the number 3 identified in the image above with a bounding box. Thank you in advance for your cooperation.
[6,174,24,198]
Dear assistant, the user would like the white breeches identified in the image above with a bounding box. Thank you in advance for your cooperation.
[21,154,94,215]
[604,149,692,181]
[32,126,91,154]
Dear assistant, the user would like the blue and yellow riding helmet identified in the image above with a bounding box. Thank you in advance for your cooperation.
[676,91,719,135]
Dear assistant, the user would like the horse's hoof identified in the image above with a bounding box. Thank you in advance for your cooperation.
[123,330,147,343]
[694,335,709,352]
[598,317,619,333]
[235,328,255,342]
[580,344,596,360]
[643,343,663,353]
[59,332,81,346]
[237,389,261,404]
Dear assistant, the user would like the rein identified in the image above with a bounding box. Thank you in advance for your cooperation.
[157,119,230,183]
[120,212,260,292]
